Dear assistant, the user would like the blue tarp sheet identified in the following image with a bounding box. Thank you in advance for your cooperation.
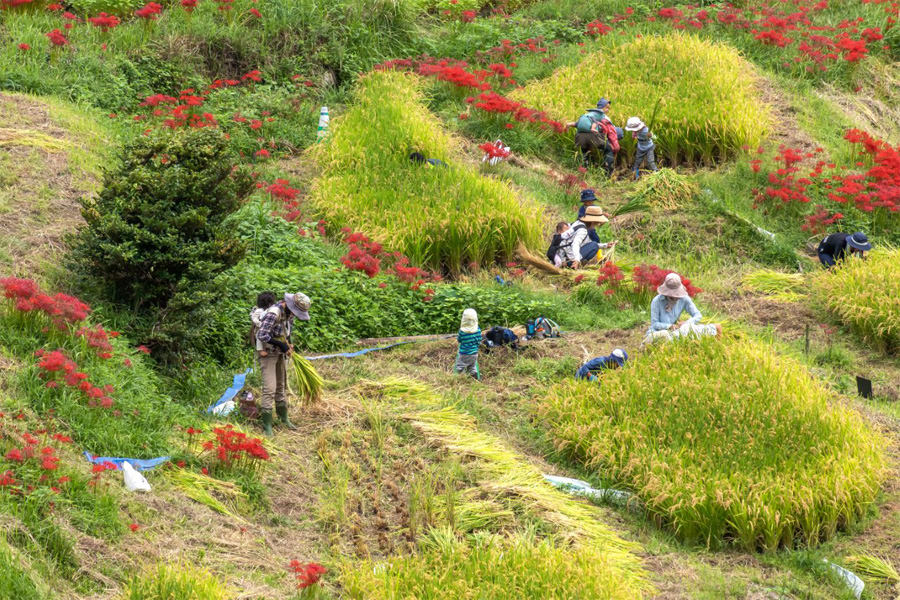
[206,368,252,414]
[304,336,454,361]
[83,452,169,471]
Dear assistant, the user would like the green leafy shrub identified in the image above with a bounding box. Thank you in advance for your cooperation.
[119,563,230,600]
[538,336,886,551]
[66,128,253,359]
[512,33,769,165]
[309,70,543,274]
[812,248,899,353]
[343,532,645,599]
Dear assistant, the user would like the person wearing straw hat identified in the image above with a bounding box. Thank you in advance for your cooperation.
[558,206,617,269]
[455,308,482,380]
[816,231,872,268]
[575,349,628,382]
[642,273,721,346]
[624,116,658,180]
[256,292,311,436]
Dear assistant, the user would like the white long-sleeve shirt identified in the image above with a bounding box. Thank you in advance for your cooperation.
[559,221,613,263]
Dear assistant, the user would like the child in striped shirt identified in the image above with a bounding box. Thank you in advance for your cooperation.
[455,308,481,380]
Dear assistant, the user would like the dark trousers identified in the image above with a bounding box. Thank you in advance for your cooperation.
[633,146,658,178]
[575,132,608,171]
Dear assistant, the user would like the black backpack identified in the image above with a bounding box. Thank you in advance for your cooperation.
[482,326,518,352]
[546,233,563,262]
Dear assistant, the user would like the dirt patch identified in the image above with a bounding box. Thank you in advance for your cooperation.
[0,93,100,278]
[757,76,820,156]
[708,290,818,340]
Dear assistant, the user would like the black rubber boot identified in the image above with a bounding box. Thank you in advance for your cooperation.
[260,410,274,437]
[276,404,297,430]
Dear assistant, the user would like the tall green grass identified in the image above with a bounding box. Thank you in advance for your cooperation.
[309,70,543,274]
[538,336,887,551]
[119,563,230,600]
[513,33,769,165]
[812,248,900,353]
[0,539,47,600]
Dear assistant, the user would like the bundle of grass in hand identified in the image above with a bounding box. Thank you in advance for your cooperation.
[290,353,323,403]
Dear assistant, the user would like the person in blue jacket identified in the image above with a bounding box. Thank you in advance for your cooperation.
[817,231,872,268]
[575,349,628,382]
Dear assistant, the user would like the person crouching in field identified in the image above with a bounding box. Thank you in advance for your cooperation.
[255,292,311,436]
[576,349,628,382]
[556,206,617,269]
[642,273,721,346]
[455,308,481,380]
[624,117,658,180]
[817,231,871,268]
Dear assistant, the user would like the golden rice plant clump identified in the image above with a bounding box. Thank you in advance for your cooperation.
[812,248,900,352]
[537,336,887,551]
[309,70,543,275]
[512,33,770,165]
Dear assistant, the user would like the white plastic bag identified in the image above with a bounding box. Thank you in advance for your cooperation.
[211,399,236,417]
[122,461,151,492]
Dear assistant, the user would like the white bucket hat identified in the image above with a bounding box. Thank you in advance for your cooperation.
[625,117,645,132]
[284,292,311,321]
[460,308,479,333]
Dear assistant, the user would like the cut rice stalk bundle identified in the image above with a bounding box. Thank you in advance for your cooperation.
[166,468,247,519]
[741,269,806,302]
[845,554,900,584]
[626,168,699,212]
[289,353,323,404]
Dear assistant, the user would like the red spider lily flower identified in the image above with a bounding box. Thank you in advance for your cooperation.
[136,345,151,354]
[4,449,24,462]
[52,433,72,443]
[134,2,162,19]
[41,456,60,471]
[289,561,327,589]
[88,12,120,31]
[46,2,62,9]
[129,523,140,532]
[248,7,260,17]
[254,149,270,159]
[45,29,69,47]
[181,0,197,10]
[18,43,30,51]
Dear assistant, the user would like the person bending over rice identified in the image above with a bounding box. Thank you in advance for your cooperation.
[455,308,482,380]
[642,273,721,346]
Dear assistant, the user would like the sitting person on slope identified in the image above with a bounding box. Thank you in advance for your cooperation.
[642,273,721,346]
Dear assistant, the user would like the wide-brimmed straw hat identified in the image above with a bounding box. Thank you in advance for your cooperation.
[657,273,688,299]
[847,232,872,251]
[284,292,311,321]
[625,117,645,132]
[580,205,609,224]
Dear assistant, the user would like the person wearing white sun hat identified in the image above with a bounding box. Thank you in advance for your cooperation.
[642,273,721,346]
[625,116,658,180]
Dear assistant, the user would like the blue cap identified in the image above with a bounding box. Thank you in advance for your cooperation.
[847,232,872,251]
[580,188,597,203]
[597,97,610,109]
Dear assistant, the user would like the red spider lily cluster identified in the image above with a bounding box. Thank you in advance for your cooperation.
[751,130,898,233]
[200,425,269,475]
[265,179,302,221]
[586,20,613,36]
[1,277,91,328]
[336,229,439,300]
[375,55,565,134]
[35,349,118,410]
[288,561,327,589]
[628,1,894,74]
[595,261,625,295]
[76,324,120,358]
[479,141,510,159]
[632,264,702,298]
[135,2,163,20]
[88,12,120,31]
[547,169,588,192]
[1,413,76,497]
[45,28,68,47]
